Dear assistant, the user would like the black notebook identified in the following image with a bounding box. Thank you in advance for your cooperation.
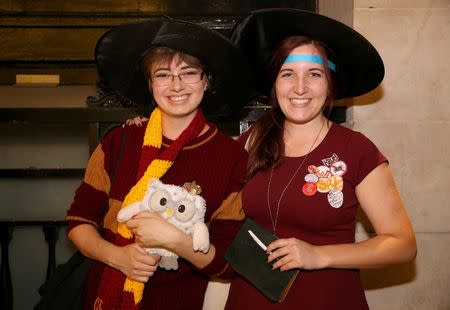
[225,218,299,303]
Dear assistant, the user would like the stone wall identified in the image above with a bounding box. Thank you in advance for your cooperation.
[352,1,450,309]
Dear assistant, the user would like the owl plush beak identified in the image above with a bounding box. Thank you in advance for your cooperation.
[165,208,174,217]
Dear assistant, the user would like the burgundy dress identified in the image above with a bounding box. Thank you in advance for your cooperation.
[226,123,387,309]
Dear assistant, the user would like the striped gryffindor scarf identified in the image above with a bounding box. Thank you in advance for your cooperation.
[94,107,206,310]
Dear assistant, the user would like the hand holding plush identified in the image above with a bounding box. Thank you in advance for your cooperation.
[117,179,210,270]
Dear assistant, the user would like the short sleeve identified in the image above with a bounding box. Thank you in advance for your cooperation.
[351,132,388,186]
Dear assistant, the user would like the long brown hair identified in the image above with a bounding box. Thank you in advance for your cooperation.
[245,36,336,180]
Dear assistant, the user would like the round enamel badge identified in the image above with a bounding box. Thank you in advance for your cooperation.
[331,161,347,176]
[307,165,317,174]
[329,175,344,191]
[302,182,317,196]
[327,189,343,208]
[315,165,331,179]
[304,173,319,183]
[316,178,331,193]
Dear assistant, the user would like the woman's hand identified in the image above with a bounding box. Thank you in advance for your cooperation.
[126,211,185,251]
[122,116,148,127]
[266,238,327,272]
[113,243,160,283]
[68,223,160,282]
[126,211,216,269]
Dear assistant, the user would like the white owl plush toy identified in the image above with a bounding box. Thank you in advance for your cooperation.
[117,178,210,270]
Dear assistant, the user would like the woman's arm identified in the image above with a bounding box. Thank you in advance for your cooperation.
[126,190,246,272]
[126,212,216,269]
[68,223,160,282]
[267,163,417,271]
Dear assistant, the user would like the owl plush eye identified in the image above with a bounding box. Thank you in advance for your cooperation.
[174,199,195,223]
[148,190,170,212]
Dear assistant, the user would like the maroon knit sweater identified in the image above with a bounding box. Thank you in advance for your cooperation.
[67,122,247,310]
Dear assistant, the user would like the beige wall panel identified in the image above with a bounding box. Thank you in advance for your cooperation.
[349,102,450,122]
[357,232,450,310]
[351,4,450,236]
[352,121,450,232]
[355,157,450,234]
[399,159,450,232]
[352,9,450,115]
[318,0,354,25]
[355,0,450,9]
[352,121,450,162]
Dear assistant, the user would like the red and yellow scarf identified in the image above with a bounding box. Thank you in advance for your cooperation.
[95,107,206,309]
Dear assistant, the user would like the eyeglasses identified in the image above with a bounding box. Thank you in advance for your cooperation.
[151,70,204,86]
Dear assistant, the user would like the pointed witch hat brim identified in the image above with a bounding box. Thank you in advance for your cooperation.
[95,19,256,119]
[231,8,384,99]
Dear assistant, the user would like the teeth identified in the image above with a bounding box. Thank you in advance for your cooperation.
[290,98,309,104]
[169,95,188,102]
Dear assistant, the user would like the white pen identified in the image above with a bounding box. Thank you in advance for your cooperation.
[248,230,272,254]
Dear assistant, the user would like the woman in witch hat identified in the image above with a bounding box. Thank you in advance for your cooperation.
[221,8,416,309]
[66,19,254,309]
[126,8,417,309]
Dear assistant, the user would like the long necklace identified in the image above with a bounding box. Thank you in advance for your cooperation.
[266,120,326,235]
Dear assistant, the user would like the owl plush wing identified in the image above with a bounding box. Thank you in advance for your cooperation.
[192,221,209,253]
[117,201,146,222]
[116,178,166,222]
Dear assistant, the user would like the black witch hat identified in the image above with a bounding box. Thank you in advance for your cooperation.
[231,8,384,99]
[95,19,256,119]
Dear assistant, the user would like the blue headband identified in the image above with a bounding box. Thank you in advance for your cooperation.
[284,54,336,72]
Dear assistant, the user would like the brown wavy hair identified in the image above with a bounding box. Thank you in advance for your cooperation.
[245,36,337,180]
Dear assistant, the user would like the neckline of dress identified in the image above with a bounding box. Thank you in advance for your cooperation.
[283,122,335,160]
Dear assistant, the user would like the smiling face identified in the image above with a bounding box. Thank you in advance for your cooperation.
[275,44,330,127]
[149,56,208,120]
